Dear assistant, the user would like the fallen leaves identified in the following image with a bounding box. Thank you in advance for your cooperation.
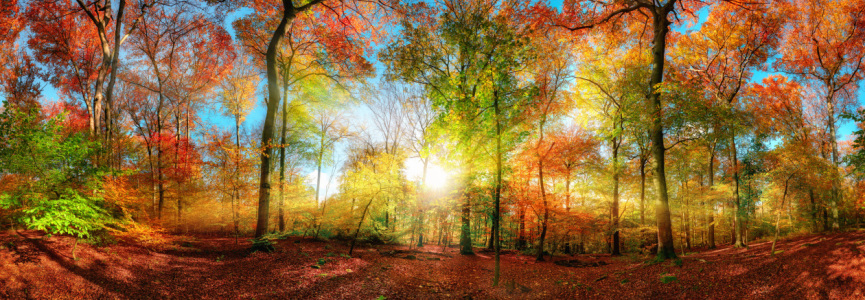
[0,230,863,299]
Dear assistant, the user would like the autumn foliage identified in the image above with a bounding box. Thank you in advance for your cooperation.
[1,0,865,298]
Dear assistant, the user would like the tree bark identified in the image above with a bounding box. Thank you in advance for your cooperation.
[460,185,473,255]
[256,4,295,238]
[707,144,716,248]
[640,155,647,225]
[648,5,677,260]
[826,92,840,230]
[536,118,551,261]
[492,90,502,286]
[278,79,288,232]
[611,136,621,256]
[771,174,793,255]
[731,133,745,248]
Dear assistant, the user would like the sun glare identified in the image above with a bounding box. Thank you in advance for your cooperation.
[405,158,449,189]
[425,164,448,189]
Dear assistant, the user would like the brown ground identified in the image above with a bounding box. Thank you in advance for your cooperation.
[1,229,863,299]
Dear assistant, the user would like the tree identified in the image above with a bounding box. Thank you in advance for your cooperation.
[241,0,383,238]
[383,0,536,285]
[27,0,153,150]
[556,0,782,258]
[574,40,650,256]
[399,83,440,247]
[524,26,575,261]
[218,51,258,239]
[670,1,782,247]
[26,0,100,132]
[0,0,23,78]
[124,3,234,220]
[0,101,106,259]
[549,126,599,253]
[776,0,865,230]
[340,139,405,255]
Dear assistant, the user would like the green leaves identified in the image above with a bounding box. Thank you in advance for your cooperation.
[21,189,107,239]
[0,102,109,240]
[844,109,865,179]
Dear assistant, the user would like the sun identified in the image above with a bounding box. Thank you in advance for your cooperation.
[424,164,448,189]
[404,158,449,190]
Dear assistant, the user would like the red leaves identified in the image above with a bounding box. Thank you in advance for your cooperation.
[26,0,101,106]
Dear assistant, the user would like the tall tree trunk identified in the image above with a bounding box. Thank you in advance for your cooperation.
[234,117,241,242]
[640,156,647,225]
[157,111,165,220]
[771,174,793,255]
[460,184,473,255]
[350,196,376,256]
[175,115,182,226]
[707,145,716,248]
[492,91,502,286]
[731,133,745,248]
[611,136,621,256]
[683,179,691,250]
[826,92,840,230]
[537,119,550,261]
[809,189,819,232]
[648,5,677,260]
[256,5,297,238]
[518,203,526,250]
[418,160,428,247]
[278,80,288,232]
[564,171,571,253]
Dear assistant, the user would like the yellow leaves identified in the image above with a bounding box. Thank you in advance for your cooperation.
[219,52,259,122]
[101,176,145,218]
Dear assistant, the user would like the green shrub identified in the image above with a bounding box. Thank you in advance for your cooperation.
[250,238,275,253]
[660,275,678,284]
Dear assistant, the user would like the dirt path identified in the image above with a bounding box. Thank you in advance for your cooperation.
[1,230,863,299]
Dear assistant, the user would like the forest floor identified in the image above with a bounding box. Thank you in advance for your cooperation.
[1,229,864,299]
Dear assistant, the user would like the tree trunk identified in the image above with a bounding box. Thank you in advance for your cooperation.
[771,175,793,255]
[278,76,289,232]
[707,146,716,248]
[611,136,621,256]
[648,6,677,260]
[157,111,165,221]
[537,119,551,261]
[175,115,182,227]
[564,171,571,253]
[731,133,745,248]
[234,117,241,243]
[492,91,502,286]
[418,160,428,247]
[460,186,473,255]
[256,7,297,238]
[826,93,840,230]
[518,203,526,250]
[640,156,647,225]
[683,180,691,250]
[350,196,376,256]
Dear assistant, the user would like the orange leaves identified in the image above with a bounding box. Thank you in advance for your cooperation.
[102,176,146,218]
[776,0,865,102]
[669,1,781,105]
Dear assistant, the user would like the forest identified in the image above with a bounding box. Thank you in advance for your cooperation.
[1,0,865,298]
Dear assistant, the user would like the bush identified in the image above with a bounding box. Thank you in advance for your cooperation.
[250,238,276,253]
[81,229,118,247]
[4,189,108,240]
